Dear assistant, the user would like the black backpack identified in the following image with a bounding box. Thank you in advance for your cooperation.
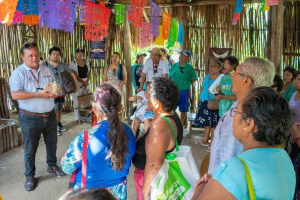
[46,61,76,94]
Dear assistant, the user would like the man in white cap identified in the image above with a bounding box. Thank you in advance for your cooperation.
[169,49,197,126]
[139,47,168,91]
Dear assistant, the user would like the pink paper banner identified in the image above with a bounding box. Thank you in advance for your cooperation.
[139,22,153,48]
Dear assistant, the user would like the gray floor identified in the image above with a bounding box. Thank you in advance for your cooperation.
[0,112,207,200]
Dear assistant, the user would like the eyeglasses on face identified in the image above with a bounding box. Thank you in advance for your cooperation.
[233,72,254,83]
[22,42,37,49]
[230,108,245,117]
[180,67,184,74]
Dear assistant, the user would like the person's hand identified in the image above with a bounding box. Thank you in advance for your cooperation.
[40,91,57,99]
[214,94,222,100]
[216,86,221,93]
[194,173,212,188]
[83,81,89,87]
[137,88,142,92]
[73,86,78,93]
[291,122,300,140]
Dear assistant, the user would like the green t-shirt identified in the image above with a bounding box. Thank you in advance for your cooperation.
[219,74,235,117]
[168,62,198,91]
[281,83,296,102]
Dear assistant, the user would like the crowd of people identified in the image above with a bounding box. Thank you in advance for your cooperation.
[8,42,300,200]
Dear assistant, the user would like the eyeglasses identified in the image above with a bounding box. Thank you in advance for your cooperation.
[54,68,58,76]
[22,42,37,49]
[230,108,245,117]
[153,65,158,74]
[112,69,117,76]
[180,67,184,74]
[233,72,254,83]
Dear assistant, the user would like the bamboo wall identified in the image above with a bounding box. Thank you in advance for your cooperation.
[0,1,299,114]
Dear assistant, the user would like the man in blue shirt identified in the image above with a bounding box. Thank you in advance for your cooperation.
[169,50,197,127]
[9,42,66,192]
[43,47,77,135]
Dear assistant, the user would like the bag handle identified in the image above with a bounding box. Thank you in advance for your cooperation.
[81,130,89,188]
[160,116,179,152]
[238,157,256,200]
[81,88,89,95]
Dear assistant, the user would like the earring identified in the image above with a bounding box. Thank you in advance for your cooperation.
[243,127,246,130]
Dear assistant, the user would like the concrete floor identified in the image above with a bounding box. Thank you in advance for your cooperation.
[0,112,207,200]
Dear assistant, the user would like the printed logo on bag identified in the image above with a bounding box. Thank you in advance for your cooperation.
[155,161,191,200]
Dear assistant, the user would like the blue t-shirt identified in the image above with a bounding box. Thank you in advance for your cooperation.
[213,148,295,200]
[199,74,217,101]
[61,120,136,188]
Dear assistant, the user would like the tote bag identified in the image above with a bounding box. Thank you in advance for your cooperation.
[150,117,200,200]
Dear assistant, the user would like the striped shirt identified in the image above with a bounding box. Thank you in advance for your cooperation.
[9,63,55,113]
[208,100,244,174]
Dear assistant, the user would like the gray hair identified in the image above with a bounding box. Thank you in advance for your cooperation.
[240,57,275,88]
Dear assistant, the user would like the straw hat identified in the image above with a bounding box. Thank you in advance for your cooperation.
[150,47,163,55]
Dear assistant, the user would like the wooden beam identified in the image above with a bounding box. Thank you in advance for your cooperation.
[275,0,284,74]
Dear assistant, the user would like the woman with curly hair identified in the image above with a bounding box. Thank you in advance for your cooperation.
[61,83,136,200]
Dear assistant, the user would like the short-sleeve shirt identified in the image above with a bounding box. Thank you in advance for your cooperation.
[213,148,296,200]
[219,74,235,117]
[142,58,168,81]
[43,61,73,96]
[168,62,197,91]
[9,63,55,113]
[199,75,217,101]
[281,83,296,102]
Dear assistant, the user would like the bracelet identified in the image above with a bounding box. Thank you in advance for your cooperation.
[295,137,300,143]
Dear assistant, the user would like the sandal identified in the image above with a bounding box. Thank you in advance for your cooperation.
[200,142,210,147]
[195,140,204,145]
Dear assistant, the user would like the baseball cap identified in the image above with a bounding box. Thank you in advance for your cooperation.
[181,49,191,57]
[137,53,147,58]
[75,48,84,53]
[173,49,179,53]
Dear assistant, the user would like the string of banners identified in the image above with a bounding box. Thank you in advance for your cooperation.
[0,0,279,47]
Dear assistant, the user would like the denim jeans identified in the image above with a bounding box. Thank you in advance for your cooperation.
[19,110,58,176]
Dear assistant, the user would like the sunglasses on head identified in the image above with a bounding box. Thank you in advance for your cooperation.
[180,67,184,74]
[22,42,37,49]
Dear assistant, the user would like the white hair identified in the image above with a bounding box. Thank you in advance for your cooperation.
[241,57,275,88]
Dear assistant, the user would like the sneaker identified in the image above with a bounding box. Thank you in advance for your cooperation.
[57,122,67,132]
[24,176,36,191]
[47,165,66,177]
[57,131,61,136]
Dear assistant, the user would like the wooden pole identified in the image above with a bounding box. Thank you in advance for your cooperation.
[123,9,132,117]
[275,0,284,74]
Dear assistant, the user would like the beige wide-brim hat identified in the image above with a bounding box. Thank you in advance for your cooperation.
[150,47,163,55]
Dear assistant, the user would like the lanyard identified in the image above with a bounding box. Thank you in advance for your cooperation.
[29,70,40,84]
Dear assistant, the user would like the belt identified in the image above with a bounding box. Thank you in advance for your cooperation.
[20,109,54,118]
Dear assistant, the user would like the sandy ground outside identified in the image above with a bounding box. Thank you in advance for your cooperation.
[0,112,207,200]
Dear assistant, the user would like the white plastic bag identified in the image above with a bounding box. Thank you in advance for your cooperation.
[150,145,200,200]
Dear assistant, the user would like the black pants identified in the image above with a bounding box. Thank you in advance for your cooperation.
[19,110,58,176]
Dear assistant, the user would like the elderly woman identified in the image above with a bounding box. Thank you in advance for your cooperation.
[208,57,275,174]
[132,77,183,200]
[61,83,136,200]
[192,87,296,199]
[70,48,91,123]
[281,66,296,101]
[194,59,221,148]
[286,70,300,199]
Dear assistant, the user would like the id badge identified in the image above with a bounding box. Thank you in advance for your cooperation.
[37,88,43,92]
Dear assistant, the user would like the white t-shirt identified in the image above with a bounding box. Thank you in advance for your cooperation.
[142,58,168,81]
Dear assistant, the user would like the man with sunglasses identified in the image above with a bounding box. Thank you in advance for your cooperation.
[169,50,197,127]
[9,42,66,192]
[139,47,168,92]
[43,47,77,135]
